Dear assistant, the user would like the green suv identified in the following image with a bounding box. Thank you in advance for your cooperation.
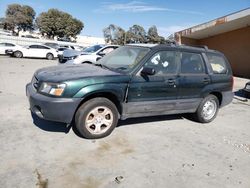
[26,44,234,139]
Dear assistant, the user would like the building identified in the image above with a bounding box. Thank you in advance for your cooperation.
[175,8,250,78]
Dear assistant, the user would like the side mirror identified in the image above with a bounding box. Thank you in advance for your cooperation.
[98,51,106,57]
[141,67,156,76]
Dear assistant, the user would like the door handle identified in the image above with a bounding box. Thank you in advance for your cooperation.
[167,79,175,85]
[203,78,209,84]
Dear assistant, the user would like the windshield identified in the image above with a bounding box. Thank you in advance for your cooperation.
[98,46,150,73]
[83,45,103,53]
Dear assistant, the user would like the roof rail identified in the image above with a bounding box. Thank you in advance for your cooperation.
[182,44,209,50]
[163,40,178,46]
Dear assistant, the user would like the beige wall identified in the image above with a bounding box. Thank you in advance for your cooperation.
[180,26,250,78]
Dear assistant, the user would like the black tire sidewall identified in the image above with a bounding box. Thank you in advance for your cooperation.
[196,95,219,123]
[75,98,118,139]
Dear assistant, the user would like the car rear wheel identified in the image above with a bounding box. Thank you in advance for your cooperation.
[46,53,54,60]
[195,94,219,123]
[14,51,23,58]
[75,97,118,139]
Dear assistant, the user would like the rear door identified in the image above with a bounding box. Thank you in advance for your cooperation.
[177,51,210,111]
[36,45,50,58]
[26,45,40,57]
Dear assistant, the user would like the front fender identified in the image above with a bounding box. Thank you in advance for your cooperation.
[73,83,127,102]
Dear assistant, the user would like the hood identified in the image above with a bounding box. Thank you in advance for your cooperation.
[35,64,121,82]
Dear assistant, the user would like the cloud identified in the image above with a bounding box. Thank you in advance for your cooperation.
[95,1,203,15]
[158,24,197,37]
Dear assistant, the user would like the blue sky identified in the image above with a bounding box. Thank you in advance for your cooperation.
[0,0,249,37]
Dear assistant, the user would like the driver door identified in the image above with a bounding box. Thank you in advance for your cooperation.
[126,50,179,115]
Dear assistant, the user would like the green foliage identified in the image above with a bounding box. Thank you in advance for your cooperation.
[147,25,161,43]
[36,9,83,39]
[126,24,147,43]
[103,24,125,45]
[4,4,35,34]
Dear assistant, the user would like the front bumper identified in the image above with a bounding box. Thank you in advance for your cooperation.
[26,83,82,123]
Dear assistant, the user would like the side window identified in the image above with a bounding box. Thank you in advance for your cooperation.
[181,52,205,74]
[5,43,15,47]
[100,47,116,55]
[207,53,228,74]
[145,51,177,75]
[37,45,49,49]
[29,45,37,49]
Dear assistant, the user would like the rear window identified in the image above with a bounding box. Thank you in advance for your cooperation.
[180,52,205,74]
[207,53,228,74]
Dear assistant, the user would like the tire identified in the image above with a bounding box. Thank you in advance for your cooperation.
[14,51,23,58]
[75,97,119,139]
[194,94,219,123]
[82,61,92,64]
[46,53,54,60]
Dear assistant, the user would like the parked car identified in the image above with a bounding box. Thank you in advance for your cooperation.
[0,42,20,55]
[21,35,39,39]
[26,44,234,139]
[59,44,119,64]
[43,43,60,49]
[57,47,68,57]
[9,44,58,60]
[59,45,85,51]
[57,37,75,42]
[243,82,250,98]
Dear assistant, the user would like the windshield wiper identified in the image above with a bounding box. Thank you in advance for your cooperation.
[94,63,112,70]
[116,67,127,71]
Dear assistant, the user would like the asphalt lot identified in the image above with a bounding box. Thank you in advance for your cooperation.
[0,56,249,188]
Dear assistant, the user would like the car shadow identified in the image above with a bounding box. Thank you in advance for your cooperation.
[31,112,194,137]
[31,112,71,133]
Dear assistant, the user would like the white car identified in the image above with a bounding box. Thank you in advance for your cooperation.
[0,43,20,55]
[59,45,119,64]
[10,44,58,60]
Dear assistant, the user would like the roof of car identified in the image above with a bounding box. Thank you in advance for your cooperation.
[126,43,158,48]
[126,43,218,53]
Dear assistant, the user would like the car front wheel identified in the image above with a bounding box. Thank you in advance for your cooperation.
[75,97,118,139]
[195,94,219,123]
[46,53,54,60]
[14,51,23,58]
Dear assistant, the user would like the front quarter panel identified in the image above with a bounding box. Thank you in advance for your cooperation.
[73,83,128,102]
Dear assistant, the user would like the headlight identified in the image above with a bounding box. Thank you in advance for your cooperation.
[39,82,66,96]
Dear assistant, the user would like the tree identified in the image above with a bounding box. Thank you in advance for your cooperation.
[36,9,83,39]
[126,25,147,43]
[147,25,166,44]
[4,4,35,35]
[103,24,125,45]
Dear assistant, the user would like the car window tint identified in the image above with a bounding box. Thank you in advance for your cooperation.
[207,53,227,74]
[145,51,177,75]
[5,43,15,47]
[37,45,49,49]
[101,47,116,54]
[181,52,205,74]
[29,45,37,49]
